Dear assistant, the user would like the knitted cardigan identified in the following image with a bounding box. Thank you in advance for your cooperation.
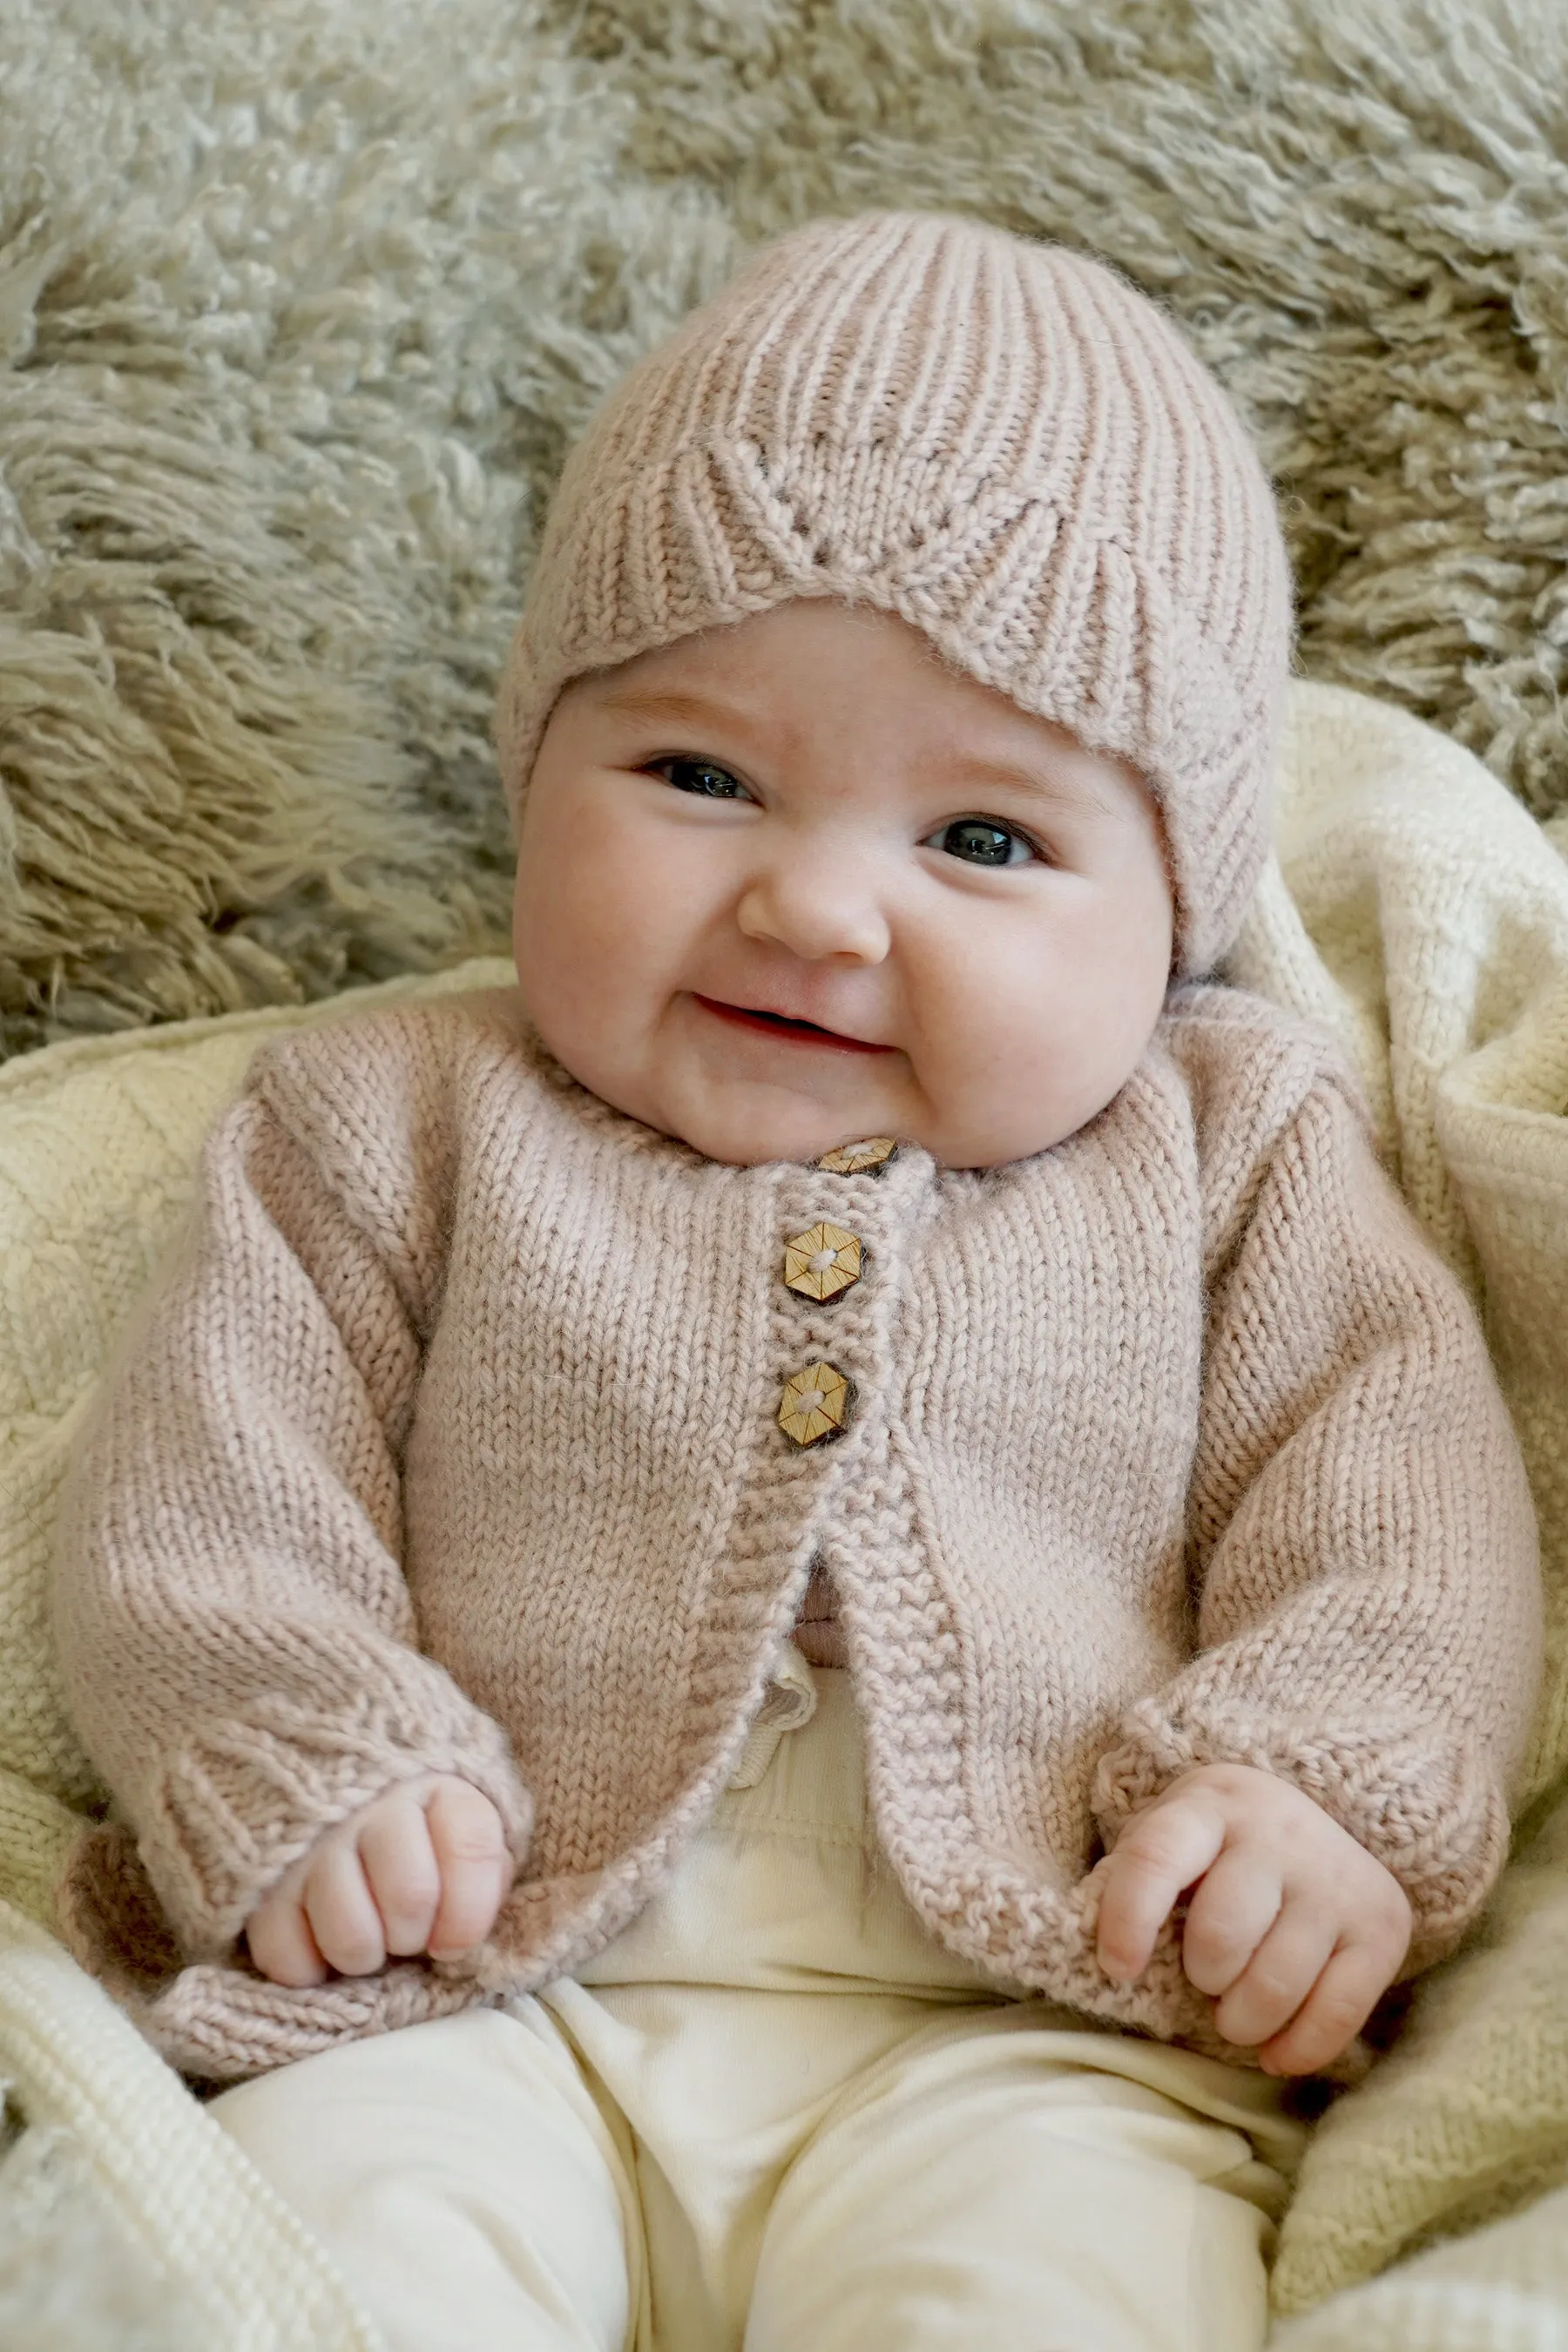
[49,984,1541,2080]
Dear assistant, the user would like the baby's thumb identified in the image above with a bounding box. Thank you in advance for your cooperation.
[425,1778,514,1959]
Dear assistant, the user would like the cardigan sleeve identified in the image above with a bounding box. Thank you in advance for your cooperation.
[1092,1063,1542,1968]
[50,1021,534,1964]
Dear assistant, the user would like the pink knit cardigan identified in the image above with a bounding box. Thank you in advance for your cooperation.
[51,985,1541,2079]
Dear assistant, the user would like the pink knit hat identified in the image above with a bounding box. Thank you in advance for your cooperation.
[496,211,1293,977]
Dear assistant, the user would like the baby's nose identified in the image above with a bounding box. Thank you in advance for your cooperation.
[735,842,891,964]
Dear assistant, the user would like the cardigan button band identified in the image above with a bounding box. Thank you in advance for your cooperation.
[815,1136,897,1176]
[778,1363,853,1447]
[782,1222,863,1302]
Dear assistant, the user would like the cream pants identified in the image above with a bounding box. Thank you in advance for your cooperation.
[213,1664,1305,2352]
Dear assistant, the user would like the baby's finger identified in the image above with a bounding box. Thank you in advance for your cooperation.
[426,1781,510,1958]
[246,1888,328,1989]
[1097,1794,1227,1983]
[1255,1943,1389,2078]
[1179,1848,1283,1997]
[303,1837,388,1977]
[1213,1906,1336,2051]
[357,1796,441,1957]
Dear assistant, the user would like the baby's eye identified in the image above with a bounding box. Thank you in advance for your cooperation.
[925,817,1037,868]
[653,756,752,801]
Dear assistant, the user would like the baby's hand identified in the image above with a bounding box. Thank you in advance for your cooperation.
[1094,1762,1412,2075]
[245,1774,511,1989]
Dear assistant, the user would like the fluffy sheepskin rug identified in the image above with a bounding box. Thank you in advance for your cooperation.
[2,0,1566,1054]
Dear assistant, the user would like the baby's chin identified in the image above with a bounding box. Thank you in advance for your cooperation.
[634,1069,1132,1173]
[641,1083,894,1169]
[572,1058,904,1169]
[605,1082,1064,1172]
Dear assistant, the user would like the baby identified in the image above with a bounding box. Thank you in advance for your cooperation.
[52,214,1541,2352]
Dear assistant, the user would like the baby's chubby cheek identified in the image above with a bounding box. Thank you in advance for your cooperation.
[510,915,647,1129]
[510,791,674,1097]
[910,1006,1142,1166]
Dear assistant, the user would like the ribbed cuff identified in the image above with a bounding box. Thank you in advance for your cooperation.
[139,1705,533,1960]
[1093,1700,1510,1966]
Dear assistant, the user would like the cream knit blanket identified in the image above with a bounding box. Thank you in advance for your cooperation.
[2,679,1567,2344]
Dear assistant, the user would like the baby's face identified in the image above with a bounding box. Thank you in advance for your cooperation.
[511,599,1174,1169]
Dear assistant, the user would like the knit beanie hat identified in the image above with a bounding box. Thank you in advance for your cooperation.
[496,211,1293,977]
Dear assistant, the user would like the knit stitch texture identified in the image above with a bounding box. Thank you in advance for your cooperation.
[49,983,1540,2079]
[496,212,1291,977]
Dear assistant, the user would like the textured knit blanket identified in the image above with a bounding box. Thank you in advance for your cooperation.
[1,679,1567,2347]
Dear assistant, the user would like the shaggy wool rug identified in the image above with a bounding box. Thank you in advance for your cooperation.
[3,0,1568,1055]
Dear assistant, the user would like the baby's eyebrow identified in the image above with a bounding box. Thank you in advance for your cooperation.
[938,752,1125,821]
[591,684,758,738]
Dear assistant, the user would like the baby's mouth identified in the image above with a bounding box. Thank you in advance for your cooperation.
[693,996,894,1055]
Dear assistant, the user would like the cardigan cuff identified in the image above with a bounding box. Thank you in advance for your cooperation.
[135,1700,534,1961]
[1092,1697,1511,1967]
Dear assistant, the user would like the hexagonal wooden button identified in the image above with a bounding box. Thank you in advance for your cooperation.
[782,1221,863,1303]
[815,1136,897,1176]
[777,1362,853,1448]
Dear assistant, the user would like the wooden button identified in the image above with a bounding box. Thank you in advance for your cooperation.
[782,1222,863,1302]
[816,1136,897,1176]
[778,1362,852,1447]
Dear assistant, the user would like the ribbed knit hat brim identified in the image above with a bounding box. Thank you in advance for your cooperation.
[497,212,1294,977]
